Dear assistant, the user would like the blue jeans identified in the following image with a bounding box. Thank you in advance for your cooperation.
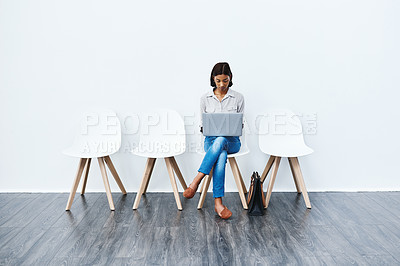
[198,136,241,198]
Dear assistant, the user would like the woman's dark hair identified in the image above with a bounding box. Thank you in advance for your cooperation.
[210,62,233,88]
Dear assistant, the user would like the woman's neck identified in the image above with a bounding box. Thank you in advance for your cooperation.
[213,87,229,95]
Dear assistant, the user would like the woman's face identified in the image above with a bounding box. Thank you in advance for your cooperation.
[214,74,230,90]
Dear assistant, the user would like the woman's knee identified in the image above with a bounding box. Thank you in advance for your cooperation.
[232,143,241,154]
[215,150,228,166]
[227,141,241,154]
[213,137,228,148]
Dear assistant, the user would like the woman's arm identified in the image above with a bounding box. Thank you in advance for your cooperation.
[238,96,245,113]
[200,97,206,132]
[238,95,245,128]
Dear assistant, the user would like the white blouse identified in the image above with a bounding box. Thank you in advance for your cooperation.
[199,88,245,127]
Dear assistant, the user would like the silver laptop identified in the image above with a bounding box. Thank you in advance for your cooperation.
[202,113,243,136]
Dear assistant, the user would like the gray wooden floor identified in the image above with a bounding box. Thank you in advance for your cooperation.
[0,192,400,265]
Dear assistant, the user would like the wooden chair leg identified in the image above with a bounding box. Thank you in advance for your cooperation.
[288,158,301,194]
[170,156,187,190]
[199,178,205,194]
[66,158,87,210]
[228,158,248,209]
[291,157,311,209]
[197,169,213,209]
[198,167,213,194]
[165,157,183,210]
[133,158,156,209]
[260,156,276,183]
[81,158,91,195]
[104,156,127,194]
[98,157,115,211]
[143,158,156,194]
[265,157,281,208]
[233,158,247,194]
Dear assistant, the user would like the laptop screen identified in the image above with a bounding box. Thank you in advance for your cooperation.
[202,113,243,136]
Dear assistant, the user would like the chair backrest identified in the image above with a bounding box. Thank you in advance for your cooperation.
[137,109,186,156]
[258,109,312,156]
[73,109,121,156]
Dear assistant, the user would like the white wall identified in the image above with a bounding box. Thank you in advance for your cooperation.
[1,0,399,192]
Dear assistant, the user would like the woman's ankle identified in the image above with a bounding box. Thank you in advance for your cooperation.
[192,172,205,186]
[214,197,223,207]
[189,182,198,189]
[195,172,205,181]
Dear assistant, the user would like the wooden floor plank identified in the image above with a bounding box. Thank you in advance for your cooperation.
[27,194,73,229]
[165,194,209,265]
[114,194,163,259]
[361,224,400,263]
[0,193,23,209]
[52,193,125,259]
[79,225,129,265]
[16,226,77,265]
[0,194,41,226]
[335,224,392,257]
[311,225,364,258]
[0,227,24,250]
[1,193,59,228]
[0,225,48,264]
[361,255,400,265]
[312,193,382,226]
[51,193,102,229]
[0,192,399,265]
[365,192,400,220]
[102,193,132,228]
[274,192,329,226]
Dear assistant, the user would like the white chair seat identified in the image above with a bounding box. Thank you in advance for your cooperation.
[63,146,119,158]
[228,148,250,158]
[196,146,250,158]
[131,147,185,158]
[260,143,313,157]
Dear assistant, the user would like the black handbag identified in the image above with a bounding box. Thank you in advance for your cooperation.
[247,171,266,216]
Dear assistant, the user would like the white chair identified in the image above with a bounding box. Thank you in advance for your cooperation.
[258,109,313,209]
[132,109,187,210]
[63,109,127,211]
[196,119,250,210]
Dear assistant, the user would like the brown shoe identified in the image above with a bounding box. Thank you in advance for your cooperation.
[183,186,197,199]
[215,205,232,219]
